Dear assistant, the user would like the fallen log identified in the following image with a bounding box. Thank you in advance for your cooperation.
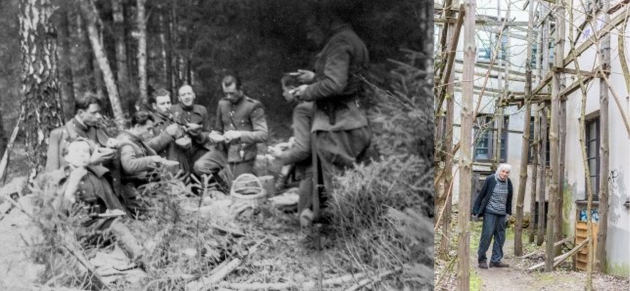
[186,238,267,291]
[527,238,589,271]
[553,236,574,248]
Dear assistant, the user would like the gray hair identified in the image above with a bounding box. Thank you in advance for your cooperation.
[495,163,512,176]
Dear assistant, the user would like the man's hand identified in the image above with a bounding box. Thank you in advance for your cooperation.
[471,214,479,222]
[106,138,120,149]
[296,69,315,83]
[208,130,226,143]
[223,130,242,142]
[150,155,163,163]
[268,146,283,159]
[90,147,114,164]
[165,124,180,137]
[292,85,309,101]
[185,123,202,133]
[65,166,88,204]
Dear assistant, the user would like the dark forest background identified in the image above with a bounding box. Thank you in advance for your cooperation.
[0,0,428,152]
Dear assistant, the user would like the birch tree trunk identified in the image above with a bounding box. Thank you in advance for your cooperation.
[79,0,125,131]
[57,6,75,121]
[137,0,148,107]
[515,101,531,255]
[458,1,475,288]
[19,0,64,175]
[112,0,130,109]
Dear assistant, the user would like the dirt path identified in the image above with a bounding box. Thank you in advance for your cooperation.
[473,238,629,291]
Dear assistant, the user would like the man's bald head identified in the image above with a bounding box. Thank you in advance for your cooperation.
[177,85,196,107]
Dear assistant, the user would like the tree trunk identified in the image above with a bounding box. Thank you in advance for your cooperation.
[529,104,539,243]
[439,36,456,260]
[168,1,176,96]
[112,0,130,110]
[158,4,169,90]
[515,100,531,256]
[79,0,125,131]
[70,9,90,101]
[536,106,548,246]
[136,0,148,108]
[545,0,565,271]
[596,0,611,272]
[0,98,7,156]
[458,1,475,289]
[57,6,75,121]
[18,0,64,175]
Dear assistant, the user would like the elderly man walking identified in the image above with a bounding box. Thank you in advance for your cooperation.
[472,163,513,269]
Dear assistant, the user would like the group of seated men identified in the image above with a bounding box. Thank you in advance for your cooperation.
[44,74,269,220]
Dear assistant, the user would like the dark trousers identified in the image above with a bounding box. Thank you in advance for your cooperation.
[477,212,507,263]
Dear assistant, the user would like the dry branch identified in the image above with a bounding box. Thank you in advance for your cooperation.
[186,239,267,291]
[343,267,402,291]
[527,238,589,271]
[0,107,23,182]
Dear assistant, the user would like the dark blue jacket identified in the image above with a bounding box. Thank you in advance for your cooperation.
[472,174,513,217]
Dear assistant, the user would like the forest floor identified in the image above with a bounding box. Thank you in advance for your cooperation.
[434,211,630,291]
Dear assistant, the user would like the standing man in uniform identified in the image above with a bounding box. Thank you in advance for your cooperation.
[472,164,513,269]
[292,6,371,220]
[208,75,268,180]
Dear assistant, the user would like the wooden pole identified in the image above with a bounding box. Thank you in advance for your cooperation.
[545,0,565,271]
[536,106,548,246]
[457,0,475,288]
[529,103,539,243]
[596,0,611,273]
[515,4,534,253]
[439,8,458,259]
[567,4,594,287]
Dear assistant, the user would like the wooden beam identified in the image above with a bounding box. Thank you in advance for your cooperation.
[559,75,595,98]
[564,11,630,67]
[455,59,527,77]
[553,236,575,247]
[607,0,629,14]
[532,71,553,95]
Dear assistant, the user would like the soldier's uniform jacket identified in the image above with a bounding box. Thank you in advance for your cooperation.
[277,102,313,178]
[116,131,159,181]
[46,164,128,215]
[45,118,111,172]
[151,112,191,173]
[301,24,369,132]
[171,103,209,148]
[215,96,268,163]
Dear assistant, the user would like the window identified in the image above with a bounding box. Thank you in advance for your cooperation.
[528,116,535,163]
[585,118,600,200]
[474,115,508,162]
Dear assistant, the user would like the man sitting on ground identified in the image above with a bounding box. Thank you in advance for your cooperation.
[44,138,144,261]
[149,88,191,175]
[115,111,167,217]
[46,93,120,172]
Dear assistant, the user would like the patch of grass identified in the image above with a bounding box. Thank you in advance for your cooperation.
[470,268,483,291]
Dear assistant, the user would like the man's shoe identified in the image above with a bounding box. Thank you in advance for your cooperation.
[478,261,488,269]
[490,261,510,268]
